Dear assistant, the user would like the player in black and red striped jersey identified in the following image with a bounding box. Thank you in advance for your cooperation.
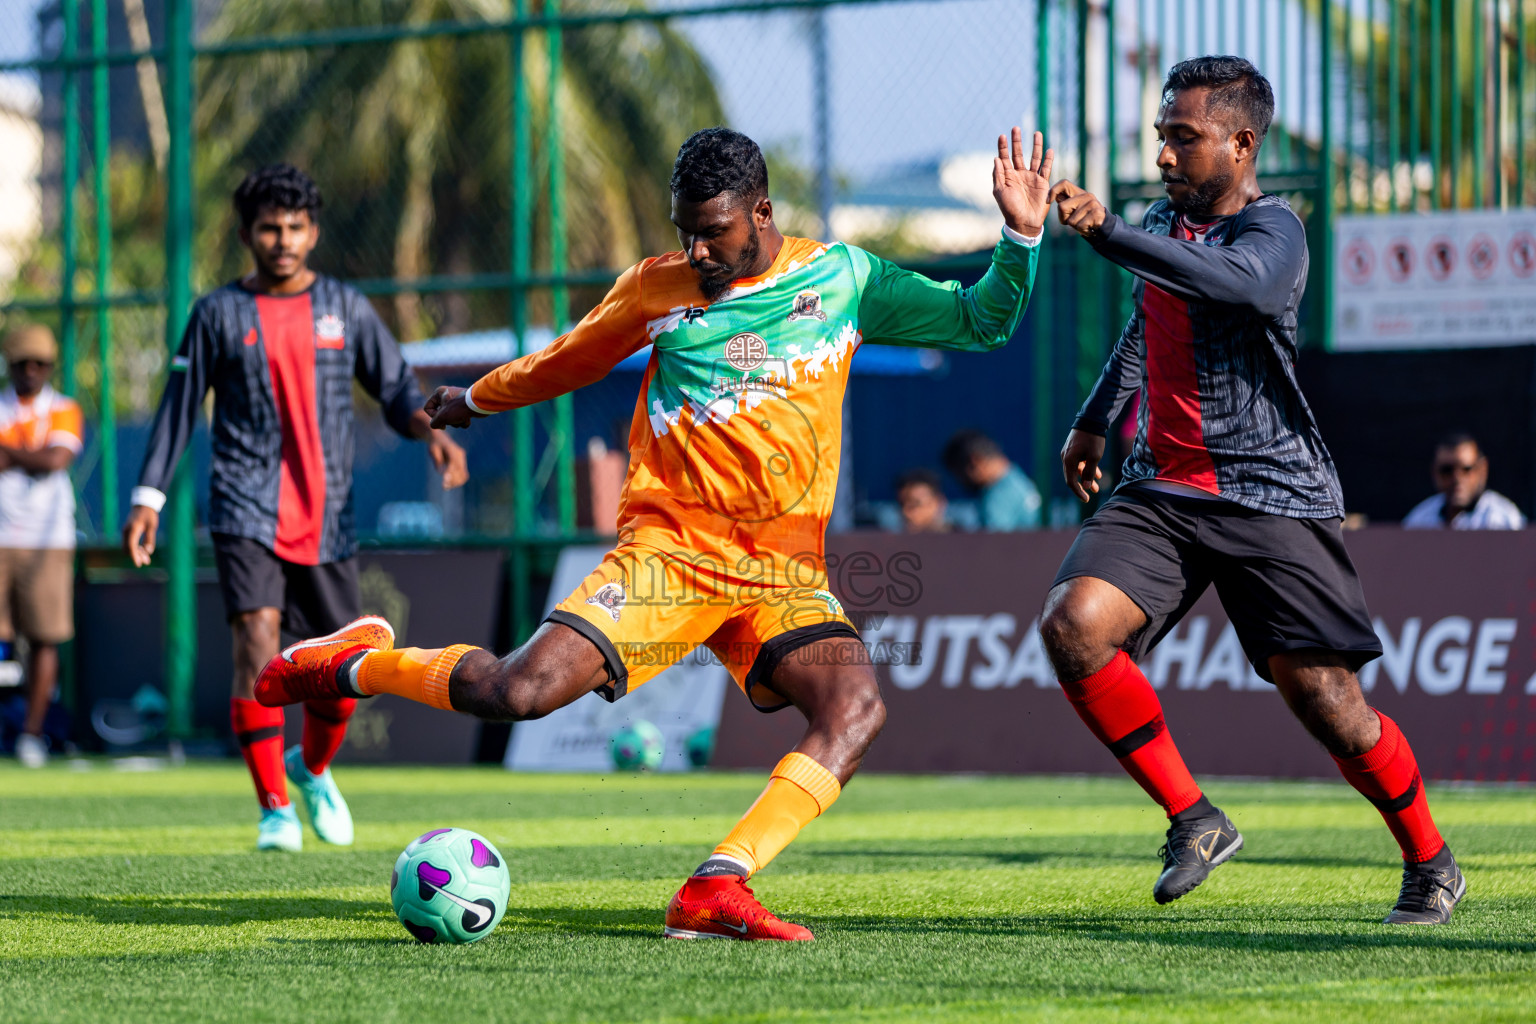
[1041,56,1463,924]
[123,165,469,852]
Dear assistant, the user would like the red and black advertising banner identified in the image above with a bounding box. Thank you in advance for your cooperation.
[713,529,1536,782]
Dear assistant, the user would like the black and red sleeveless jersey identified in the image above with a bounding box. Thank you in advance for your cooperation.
[135,275,423,564]
[1073,195,1345,519]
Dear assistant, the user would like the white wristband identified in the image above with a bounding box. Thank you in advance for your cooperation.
[1002,224,1044,247]
[464,385,492,417]
[131,486,168,513]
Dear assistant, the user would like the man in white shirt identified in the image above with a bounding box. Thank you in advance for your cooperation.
[1403,433,1525,530]
[0,325,82,767]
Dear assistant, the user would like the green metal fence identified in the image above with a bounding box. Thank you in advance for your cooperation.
[0,0,1530,732]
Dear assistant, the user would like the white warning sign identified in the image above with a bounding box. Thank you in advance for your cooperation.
[1334,208,1536,351]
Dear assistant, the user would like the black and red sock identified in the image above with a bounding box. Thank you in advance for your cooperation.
[230,697,289,810]
[1332,710,1445,863]
[301,697,356,775]
[1060,651,1204,816]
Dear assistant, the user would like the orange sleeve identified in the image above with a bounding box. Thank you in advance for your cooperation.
[48,400,84,451]
[467,262,651,414]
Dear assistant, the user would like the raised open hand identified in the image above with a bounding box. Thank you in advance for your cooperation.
[992,127,1054,238]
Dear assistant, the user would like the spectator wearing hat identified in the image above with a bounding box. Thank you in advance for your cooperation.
[1403,432,1525,531]
[0,324,82,767]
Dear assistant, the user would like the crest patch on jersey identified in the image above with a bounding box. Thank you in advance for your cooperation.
[814,589,844,618]
[586,581,627,623]
[315,314,346,349]
[786,290,827,322]
[724,332,768,372]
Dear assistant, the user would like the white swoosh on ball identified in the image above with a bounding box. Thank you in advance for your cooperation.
[424,883,493,929]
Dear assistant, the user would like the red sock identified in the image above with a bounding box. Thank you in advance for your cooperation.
[1332,710,1445,863]
[230,698,289,810]
[301,697,356,775]
[1060,651,1203,816]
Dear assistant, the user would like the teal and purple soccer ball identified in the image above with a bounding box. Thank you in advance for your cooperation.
[610,719,665,770]
[390,827,511,944]
[685,726,715,768]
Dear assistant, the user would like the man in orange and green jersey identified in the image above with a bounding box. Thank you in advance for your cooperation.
[256,126,1054,940]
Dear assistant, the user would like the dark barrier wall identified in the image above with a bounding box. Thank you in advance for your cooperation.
[1296,345,1536,523]
[713,529,1536,782]
[79,550,503,762]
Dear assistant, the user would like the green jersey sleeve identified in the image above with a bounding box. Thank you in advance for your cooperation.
[848,232,1039,352]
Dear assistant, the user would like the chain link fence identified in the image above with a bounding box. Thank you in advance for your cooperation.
[0,0,1532,543]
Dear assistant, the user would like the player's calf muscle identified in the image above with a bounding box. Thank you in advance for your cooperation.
[799,682,885,783]
[1269,654,1380,758]
[447,649,598,721]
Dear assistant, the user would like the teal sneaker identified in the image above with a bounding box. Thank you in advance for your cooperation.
[257,804,303,852]
[284,745,355,846]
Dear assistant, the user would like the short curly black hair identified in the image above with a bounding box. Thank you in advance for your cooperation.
[1162,55,1274,145]
[233,163,323,228]
[670,128,768,205]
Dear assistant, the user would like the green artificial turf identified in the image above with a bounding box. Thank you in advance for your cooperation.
[3,761,1534,1022]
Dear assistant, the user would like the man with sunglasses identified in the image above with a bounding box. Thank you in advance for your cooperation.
[1403,433,1525,530]
[0,325,82,767]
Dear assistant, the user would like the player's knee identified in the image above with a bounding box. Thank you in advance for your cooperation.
[1039,589,1114,681]
[1038,591,1091,658]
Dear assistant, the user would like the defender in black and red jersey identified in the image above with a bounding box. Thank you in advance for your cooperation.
[1040,57,1463,924]
[123,165,468,852]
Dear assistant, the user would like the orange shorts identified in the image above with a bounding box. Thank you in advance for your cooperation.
[547,543,860,711]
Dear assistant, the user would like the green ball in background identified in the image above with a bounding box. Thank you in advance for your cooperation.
[390,827,511,944]
[685,726,715,768]
[610,719,665,771]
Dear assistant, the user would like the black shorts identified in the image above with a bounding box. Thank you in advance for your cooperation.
[212,533,361,640]
[1052,486,1382,682]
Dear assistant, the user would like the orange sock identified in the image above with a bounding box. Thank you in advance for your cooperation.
[354,645,478,711]
[712,752,842,876]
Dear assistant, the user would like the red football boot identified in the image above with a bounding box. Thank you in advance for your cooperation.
[253,616,395,707]
[663,875,814,941]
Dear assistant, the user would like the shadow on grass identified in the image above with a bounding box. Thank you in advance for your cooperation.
[500,905,661,938]
[798,847,1054,868]
[798,845,1391,872]
[827,911,1536,953]
[0,893,384,927]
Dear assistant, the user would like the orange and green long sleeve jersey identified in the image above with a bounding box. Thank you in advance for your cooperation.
[467,232,1039,579]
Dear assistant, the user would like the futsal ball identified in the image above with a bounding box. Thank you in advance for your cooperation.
[390,827,511,944]
[610,719,665,770]
[685,725,715,768]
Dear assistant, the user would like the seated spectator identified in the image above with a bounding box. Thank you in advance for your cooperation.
[895,468,951,533]
[942,429,1041,531]
[0,325,82,767]
[1403,432,1525,530]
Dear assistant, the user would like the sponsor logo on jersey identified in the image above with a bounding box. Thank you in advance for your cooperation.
[786,290,827,322]
[713,356,790,398]
[680,306,708,324]
[586,580,627,622]
[315,314,346,349]
[724,332,768,371]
